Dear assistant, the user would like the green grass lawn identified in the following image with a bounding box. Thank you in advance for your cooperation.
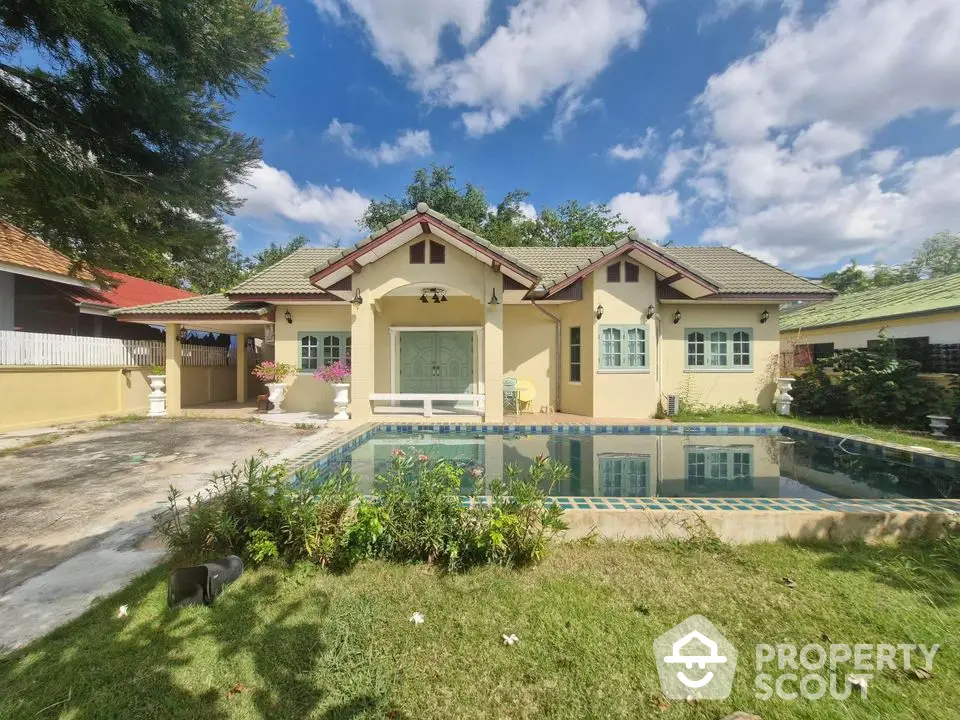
[673,411,960,457]
[1,539,957,719]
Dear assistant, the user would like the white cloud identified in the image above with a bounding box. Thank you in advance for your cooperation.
[609,191,680,241]
[550,93,603,140]
[311,0,491,73]
[949,111,960,126]
[698,0,960,145]
[325,119,432,166]
[517,202,538,221]
[231,162,370,238]
[679,0,960,269]
[659,145,701,187]
[609,128,657,161]
[318,0,647,136]
[868,148,901,173]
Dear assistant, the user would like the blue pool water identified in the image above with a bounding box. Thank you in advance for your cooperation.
[319,429,959,500]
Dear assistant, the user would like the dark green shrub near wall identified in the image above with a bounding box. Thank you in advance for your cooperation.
[792,336,949,430]
[156,452,568,572]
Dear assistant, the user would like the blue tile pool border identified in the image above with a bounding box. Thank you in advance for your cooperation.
[287,422,959,515]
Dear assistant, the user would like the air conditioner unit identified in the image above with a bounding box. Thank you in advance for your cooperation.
[666,394,680,416]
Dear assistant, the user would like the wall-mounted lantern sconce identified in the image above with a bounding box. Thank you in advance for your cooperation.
[488,288,499,306]
[177,327,188,343]
[673,310,682,325]
[595,303,604,320]
[420,291,428,304]
[646,304,656,319]
[350,289,363,305]
[284,309,293,324]
[760,309,770,324]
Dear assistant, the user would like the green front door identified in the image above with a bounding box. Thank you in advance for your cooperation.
[399,331,473,394]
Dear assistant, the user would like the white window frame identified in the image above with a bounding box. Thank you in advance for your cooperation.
[298,331,350,372]
[684,447,754,492]
[684,328,753,372]
[598,454,649,497]
[598,325,649,373]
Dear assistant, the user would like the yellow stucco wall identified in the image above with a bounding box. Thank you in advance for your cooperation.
[591,261,659,418]
[274,303,350,413]
[0,364,237,430]
[503,304,555,412]
[661,303,779,409]
[556,275,595,416]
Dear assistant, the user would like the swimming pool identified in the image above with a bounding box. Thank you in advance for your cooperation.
[313,425,959,502]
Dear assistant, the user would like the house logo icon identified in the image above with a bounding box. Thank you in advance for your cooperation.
[654,615,738,700]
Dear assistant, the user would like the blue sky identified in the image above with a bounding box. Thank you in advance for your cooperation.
[227,0,960,276]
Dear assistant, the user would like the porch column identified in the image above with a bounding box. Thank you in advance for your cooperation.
[483,273,504,422]
[165,323,182,415]
[236,332,248,403]
[350,294,375,421]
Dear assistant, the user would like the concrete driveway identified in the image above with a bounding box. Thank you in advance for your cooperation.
[0,418,319,649]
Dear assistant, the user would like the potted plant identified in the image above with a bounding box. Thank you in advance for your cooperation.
[314,360,351,421]
[147,364,166,417]
[253,361,297,414]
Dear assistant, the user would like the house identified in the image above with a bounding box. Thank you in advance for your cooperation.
[113,204,831,420]
[780,273,960,372]
[0,221,195,339]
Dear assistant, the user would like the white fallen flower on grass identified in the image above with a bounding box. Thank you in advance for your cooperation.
[410,612,425,625]
[502,633,520,646]
[117,605,128,618]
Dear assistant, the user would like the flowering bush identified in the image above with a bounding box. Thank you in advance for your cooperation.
[252,361,297,383]
[313,360,351,383]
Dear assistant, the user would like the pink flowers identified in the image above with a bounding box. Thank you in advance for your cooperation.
[391,448,406,458]
[313,360,351,384]
[252,361,297,383]
[469,467,484,479]
[417,453,430,463]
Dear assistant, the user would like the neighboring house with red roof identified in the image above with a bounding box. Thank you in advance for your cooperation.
[0,221,195,339]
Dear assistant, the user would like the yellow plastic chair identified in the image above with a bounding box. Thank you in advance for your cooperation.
[516,379,536,414]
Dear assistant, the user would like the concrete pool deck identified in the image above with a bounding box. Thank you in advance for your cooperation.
[0,418,348,650]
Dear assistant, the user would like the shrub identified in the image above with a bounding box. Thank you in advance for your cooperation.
[792,364,849,417]
[155,454,358,567]
[792,337,943,429]
[156,451,569,573]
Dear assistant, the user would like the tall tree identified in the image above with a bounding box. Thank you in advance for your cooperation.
[247,235,309,275]
[821,261,874,293]
[360,164,631,247]
[909,231,960,279]
[0,0,287,275]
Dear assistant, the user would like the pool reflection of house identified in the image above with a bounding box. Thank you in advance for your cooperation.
[344,433,785,498]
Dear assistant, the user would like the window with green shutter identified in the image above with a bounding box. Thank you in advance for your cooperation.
[684,328,752,371]
[599,325,648,371]
[298,332,351,371]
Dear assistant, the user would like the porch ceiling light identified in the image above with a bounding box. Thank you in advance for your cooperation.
[489,288,499,305]
[284,309,292,324]
[351,289,363,305]
[431,291,440,303]
[440,291,447,302]
[420,291,428,303]
[595,303,604,320]
[646,303,656,319]
[673,310,681,325]
[760,309,770,324]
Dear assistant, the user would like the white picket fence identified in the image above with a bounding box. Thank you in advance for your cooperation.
[0,331,233,367]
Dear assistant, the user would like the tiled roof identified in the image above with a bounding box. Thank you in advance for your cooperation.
[507,244,826,296]
[59,270,195,309]
[113,294,271,317]
[308,204,543,281]
[0,222,96,282]
[229,248,344,295]
[780,273,960,331]
[665,246,828,296]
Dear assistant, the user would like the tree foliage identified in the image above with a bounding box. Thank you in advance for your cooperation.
[360,165,631,247]
[0,0,288,275]
[823,232,959,293]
